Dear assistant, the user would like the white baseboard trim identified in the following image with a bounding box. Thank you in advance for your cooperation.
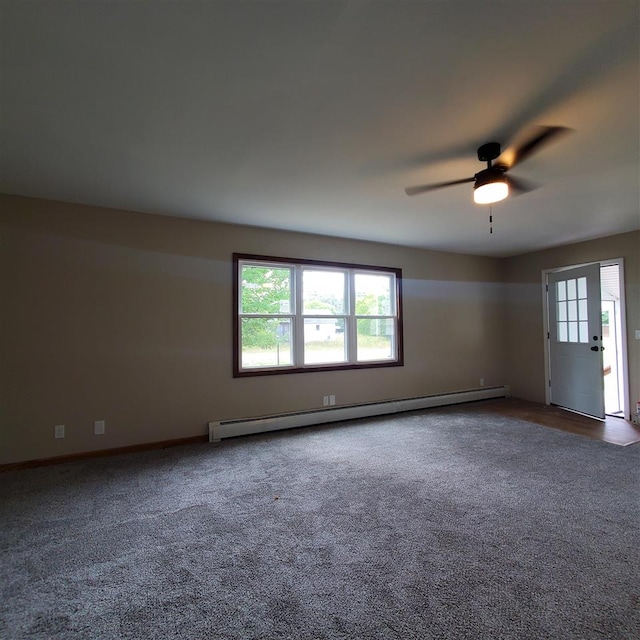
[208,385,509,443]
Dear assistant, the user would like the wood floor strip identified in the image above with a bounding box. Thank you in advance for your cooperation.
[477,398,640,446]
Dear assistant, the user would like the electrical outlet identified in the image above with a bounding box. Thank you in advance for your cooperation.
[54,424,65,439]
[94,420,105,435]
[323,396,329,407]
[635,330,640,340]
[329,395,336,406]
[480,378,485,387]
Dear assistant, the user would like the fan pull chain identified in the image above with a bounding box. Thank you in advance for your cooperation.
[489,205,493,234]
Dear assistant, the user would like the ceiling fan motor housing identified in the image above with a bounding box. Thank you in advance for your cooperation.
[474,166,506,187]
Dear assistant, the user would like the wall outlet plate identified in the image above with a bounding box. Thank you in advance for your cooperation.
[54,424,65,439]
[94,420,105,435]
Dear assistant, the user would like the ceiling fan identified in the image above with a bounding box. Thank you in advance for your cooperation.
[404,126,571,205]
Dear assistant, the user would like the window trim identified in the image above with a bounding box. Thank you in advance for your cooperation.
[233,253,404,377]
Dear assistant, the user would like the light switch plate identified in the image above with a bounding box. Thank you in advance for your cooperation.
[94,420,105,435]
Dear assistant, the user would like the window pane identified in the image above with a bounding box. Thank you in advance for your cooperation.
[568,321,578,342]
[568,300,578,321]
[557,281,566,301]
[241,265,292,314]
[578,299,588,321]
[558,301,567,321]
[579,321,589,343]
[303,318,346,364]
[558,322,567,342]
[357,318,395,361]
[567,279,577,300]
[241,318,292,368]
[355,273,393,316]
[302,270,345,315]
[577,277,587,299]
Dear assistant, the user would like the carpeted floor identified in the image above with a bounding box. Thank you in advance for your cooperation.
[1,406,638,639]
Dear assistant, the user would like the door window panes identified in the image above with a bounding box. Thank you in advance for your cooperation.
[556,277,589,343]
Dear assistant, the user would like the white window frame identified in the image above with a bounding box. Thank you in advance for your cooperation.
[233,254,403,377]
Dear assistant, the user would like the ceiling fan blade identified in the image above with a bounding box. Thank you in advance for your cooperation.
[506,174,539,195]
[405,176,475,196]
[500,126,572,169]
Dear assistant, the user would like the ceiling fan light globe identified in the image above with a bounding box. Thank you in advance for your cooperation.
[473,180,508,204]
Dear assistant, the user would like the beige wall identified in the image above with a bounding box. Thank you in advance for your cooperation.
[503,231,640,408]
[1,195,507,464]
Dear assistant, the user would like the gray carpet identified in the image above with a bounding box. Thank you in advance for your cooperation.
[1,406,638,639]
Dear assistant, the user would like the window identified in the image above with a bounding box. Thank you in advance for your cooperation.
[233,254,403,376]
[556,276,589,343]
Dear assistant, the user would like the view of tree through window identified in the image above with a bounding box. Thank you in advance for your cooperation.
[355,273,394,361]
[239,265,292,368]
[234,255,402,376]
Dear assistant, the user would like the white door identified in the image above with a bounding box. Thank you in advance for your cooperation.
[548,264,604,418]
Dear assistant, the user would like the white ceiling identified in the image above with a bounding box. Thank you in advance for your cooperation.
[1,1,638,257]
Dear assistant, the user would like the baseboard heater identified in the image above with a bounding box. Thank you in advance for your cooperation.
[208,385,509,443]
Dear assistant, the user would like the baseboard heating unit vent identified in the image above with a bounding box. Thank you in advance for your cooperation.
[209,385,508,443]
